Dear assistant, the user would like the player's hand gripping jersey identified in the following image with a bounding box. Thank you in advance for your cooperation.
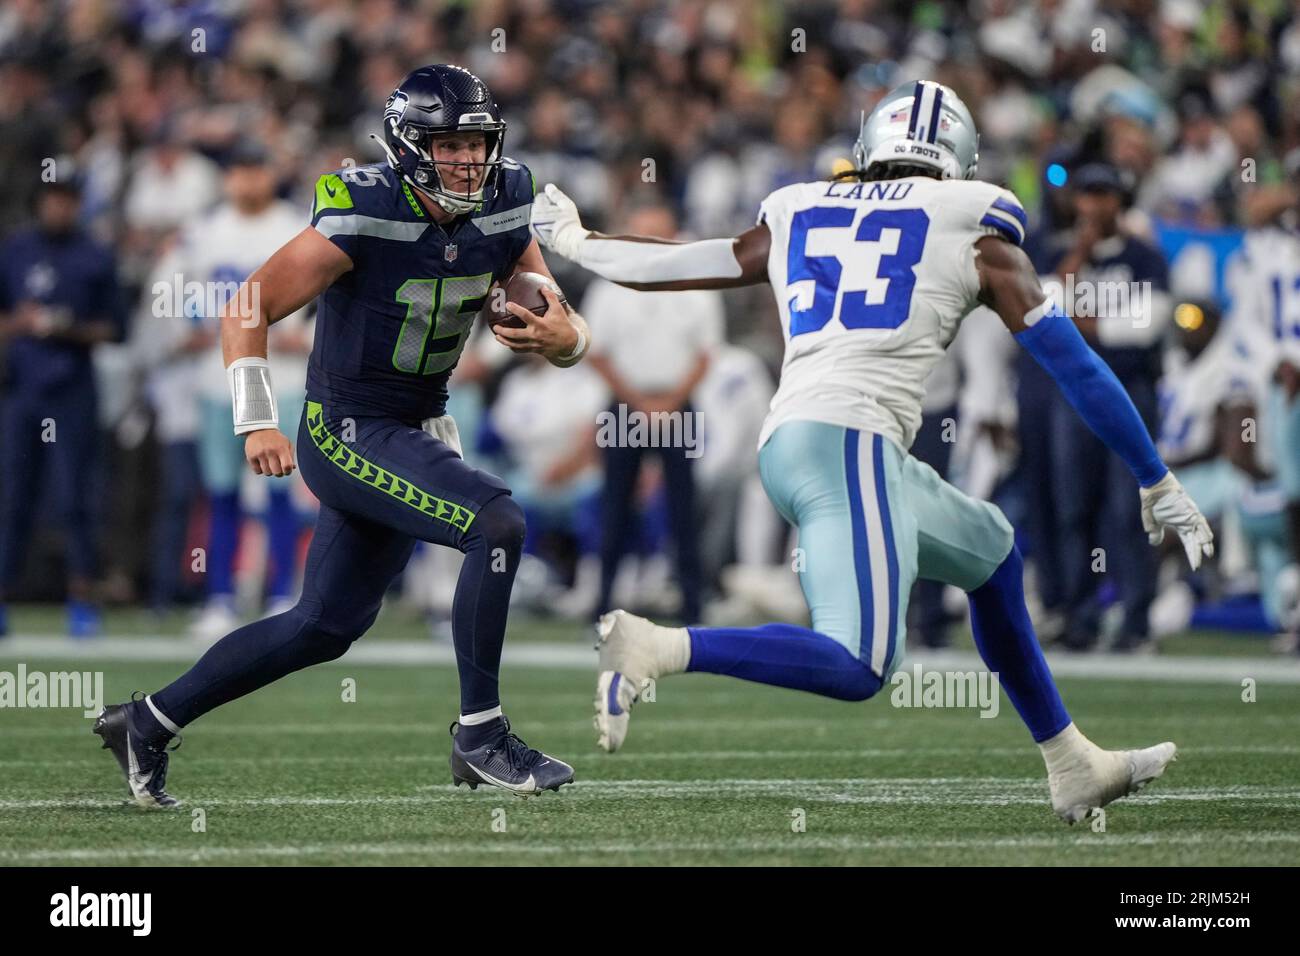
[308,159,536,422]
[757,175,1026,451]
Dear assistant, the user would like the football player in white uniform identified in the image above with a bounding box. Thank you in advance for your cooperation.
[531,81,1213,823]
[1229,216,1300,634]
[174,143,313,641]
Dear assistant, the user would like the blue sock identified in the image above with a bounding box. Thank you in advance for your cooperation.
[686,623,881,701]
[207,492,241,601]
[265,489,301,601]
[968,547,1072,742]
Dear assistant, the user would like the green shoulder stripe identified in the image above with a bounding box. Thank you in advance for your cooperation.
[313,174,355,218]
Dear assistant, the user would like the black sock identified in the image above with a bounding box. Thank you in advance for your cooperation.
[129,698,175,746]
[456,716,506,750]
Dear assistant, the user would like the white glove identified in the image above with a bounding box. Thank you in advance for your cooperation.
[529,183,590,261]
[421,414,463,458]
[1140,471,1214,570]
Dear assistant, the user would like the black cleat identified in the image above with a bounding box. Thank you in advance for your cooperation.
[92,697,182,810]
[449,719,574,797]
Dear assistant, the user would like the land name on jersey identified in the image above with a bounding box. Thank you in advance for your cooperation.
[822,180,917,202]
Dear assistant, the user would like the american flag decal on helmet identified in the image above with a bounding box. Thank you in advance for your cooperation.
[907,81,945,145]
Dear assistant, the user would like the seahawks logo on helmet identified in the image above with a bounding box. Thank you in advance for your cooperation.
[384,91,409,125]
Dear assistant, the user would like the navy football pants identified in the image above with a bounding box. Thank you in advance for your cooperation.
[152,401,523,723]
[0,382,100,591]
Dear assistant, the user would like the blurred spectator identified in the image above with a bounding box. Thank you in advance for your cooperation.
[122,122,221,274]
[1139,86,1238,225]
[1227,175,1300,638]
[0,174,125,636]
[692,341,777,597]
[1037,162,1172,651]
[489,353,608,616]
[584,202,723,624]
[2,0,1300,645]
[168,143,312,642]
[1157,300,1233,521]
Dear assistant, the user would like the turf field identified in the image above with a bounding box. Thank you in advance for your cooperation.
[1,609,1298,866]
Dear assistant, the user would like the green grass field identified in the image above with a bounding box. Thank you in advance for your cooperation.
[1,609,1298,866]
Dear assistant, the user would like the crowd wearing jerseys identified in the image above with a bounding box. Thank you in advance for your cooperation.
[0,0,1298,646]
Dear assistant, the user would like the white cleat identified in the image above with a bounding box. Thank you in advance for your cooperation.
[1045,726,1177,824]
[594,609,686,753]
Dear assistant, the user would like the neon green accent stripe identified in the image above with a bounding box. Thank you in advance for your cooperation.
[401,181,425,218]
[305,401,476,533]
[313,174,354,217]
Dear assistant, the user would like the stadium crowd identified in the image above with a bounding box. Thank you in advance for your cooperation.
[1,0,1299,652]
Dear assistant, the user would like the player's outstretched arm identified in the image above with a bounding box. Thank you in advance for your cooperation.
[975,235,1214,569]
[529,183,769,290]
[221,226,353,478]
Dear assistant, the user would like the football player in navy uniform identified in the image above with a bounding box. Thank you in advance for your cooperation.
[95,65,588,805]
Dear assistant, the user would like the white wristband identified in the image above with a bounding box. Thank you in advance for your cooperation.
[551,314,589,368]
[227,356,279,436]
[561,324,587,362]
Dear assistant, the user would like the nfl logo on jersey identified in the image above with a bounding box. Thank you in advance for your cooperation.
[444,243,458,262]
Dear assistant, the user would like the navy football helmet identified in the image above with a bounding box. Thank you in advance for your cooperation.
[377,64,507,214]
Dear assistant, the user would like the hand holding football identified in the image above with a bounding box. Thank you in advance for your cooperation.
[484,271,568,330]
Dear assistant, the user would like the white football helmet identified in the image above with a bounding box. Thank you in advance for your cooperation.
[853,80,980,181]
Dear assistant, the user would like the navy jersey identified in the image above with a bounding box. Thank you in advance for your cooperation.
[1033,234,1169,383]
[307,159,536,421]
[0,228,124,390]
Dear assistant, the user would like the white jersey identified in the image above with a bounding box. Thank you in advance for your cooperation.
[1157,334,1230,465]
[1229,225,1300,377]
[757,176,1027,450]
[174,200,311,400]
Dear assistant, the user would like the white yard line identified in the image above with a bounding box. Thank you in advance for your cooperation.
[1,743,1296,768]
[2,780,1297,811]
[3,831,1298,863]
[4,713,1298,739]
[1,635,1299,683]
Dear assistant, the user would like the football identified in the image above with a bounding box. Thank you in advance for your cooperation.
[484,271,567,329]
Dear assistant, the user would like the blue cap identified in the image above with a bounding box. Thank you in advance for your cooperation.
[1073,162,1127,195]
